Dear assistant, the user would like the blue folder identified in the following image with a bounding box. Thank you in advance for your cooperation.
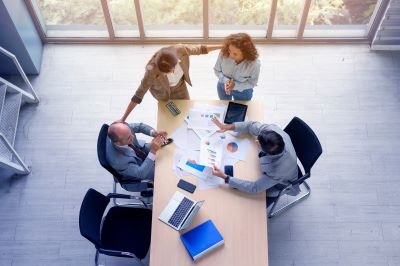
[180,220,224,261]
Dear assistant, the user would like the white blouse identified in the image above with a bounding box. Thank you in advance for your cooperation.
[167,63,184,87]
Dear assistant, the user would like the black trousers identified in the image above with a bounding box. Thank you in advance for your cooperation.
[266,184,286,207]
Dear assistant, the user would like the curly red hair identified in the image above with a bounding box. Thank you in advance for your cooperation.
[221,33,258,61]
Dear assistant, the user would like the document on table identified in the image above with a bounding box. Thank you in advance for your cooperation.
[176,156,223,190]
[171,121,201,151]
[186,104,226,131]
[222,135,251,161]
[199,137,223,168]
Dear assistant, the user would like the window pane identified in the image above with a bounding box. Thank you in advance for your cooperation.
[304,0,379,38]
[108,0,139,37]
[34,0,108,37]
[210,0,270,37]
[273,0,303,38]
[141,0,202,37]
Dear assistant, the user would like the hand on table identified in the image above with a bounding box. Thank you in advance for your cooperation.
[211,117,233,133]
[212,166,228,179]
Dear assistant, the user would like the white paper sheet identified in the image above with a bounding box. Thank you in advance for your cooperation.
[186,104,226,131]
[222,135,251,161]
[199,137,223,168]
[171,122,201,151]
[176,155,224,190]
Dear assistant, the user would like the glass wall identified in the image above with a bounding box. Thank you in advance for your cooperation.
[304,0,379,38]
[108,0,139,37]
[209,0,270,37]
[34,0,108,37]
[141,0,202,37]
[273,0,303,38]
[28,0,384,41]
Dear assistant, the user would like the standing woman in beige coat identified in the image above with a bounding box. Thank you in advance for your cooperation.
[119,44,222,122]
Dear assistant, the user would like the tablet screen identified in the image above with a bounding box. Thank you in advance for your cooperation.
[224,102,248,124]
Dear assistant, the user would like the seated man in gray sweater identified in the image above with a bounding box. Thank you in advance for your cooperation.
[211,118,299,206]
[106,121,168,182]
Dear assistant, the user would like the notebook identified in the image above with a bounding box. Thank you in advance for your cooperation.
[180,220,224,261]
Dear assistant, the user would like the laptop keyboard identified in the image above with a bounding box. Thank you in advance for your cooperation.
[168,197,194,227]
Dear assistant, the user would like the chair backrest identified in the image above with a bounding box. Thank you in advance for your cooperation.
[79,188,110,247]
[97,124,125,180]
[284,117,322,174]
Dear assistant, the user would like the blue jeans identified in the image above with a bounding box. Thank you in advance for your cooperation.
[217,82,253,101]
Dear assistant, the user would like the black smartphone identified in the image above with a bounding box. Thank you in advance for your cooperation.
[177,179,196,193]
[224,165,234,176]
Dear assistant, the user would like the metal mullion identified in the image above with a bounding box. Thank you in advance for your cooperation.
[24,0,47,42]
[366,0,390,43]
[297,0,312,39]
[43,36,369,44]
[134,0,146,39]
[100,0,115,39]
[266,0,278,39]
[203,0,209,39]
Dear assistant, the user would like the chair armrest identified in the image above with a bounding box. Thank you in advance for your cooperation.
[291,173,311,185]
[107,193,140,199]
[120,180,153,192]
[277,173,311,197]
[98,248,136,258]
[107,193,150,208]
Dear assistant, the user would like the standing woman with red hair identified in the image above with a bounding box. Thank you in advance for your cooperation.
[214,33,260,101]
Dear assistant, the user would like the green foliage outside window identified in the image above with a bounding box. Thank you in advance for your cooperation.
[36,0,378,27]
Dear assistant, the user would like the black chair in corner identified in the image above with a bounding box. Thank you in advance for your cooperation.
[79,188,152,266]
[97,124,153,206]
[268,117,322,218]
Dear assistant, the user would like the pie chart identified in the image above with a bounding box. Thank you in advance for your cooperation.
[227,142,238,153]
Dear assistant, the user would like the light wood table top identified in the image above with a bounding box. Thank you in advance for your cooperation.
[150,100,268,266]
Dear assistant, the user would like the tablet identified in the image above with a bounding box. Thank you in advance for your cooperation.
[224,102,248,124]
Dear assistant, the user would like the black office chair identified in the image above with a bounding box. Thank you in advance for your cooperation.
[268,117,322,218]
[97,124,153,206]
[79,188,152,266]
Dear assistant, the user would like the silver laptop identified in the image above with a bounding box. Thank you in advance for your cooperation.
[159,191,204,231]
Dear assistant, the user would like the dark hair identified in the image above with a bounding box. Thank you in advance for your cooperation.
[155,48,178,73]
[257,130,284,155]
[221,33,258,61]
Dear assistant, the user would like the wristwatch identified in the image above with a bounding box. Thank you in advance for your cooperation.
[225,175,230,184]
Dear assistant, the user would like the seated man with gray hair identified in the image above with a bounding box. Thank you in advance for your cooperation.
[106,121,170,182]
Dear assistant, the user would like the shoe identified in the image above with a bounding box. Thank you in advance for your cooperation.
[161,138,173,147]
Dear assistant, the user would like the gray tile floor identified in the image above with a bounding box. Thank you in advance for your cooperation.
[0,43,399,266]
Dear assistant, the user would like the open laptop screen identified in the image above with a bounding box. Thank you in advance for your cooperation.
[180,201,204,230]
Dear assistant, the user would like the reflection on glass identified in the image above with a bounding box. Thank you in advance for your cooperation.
[141,0,202,37]
[273,0,303,38]
[304,0,379,37]
[210,0,271,37]
[35,0,108,37]
[108,0,139,37]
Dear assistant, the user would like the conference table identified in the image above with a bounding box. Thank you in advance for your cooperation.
[150,100,268,266]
